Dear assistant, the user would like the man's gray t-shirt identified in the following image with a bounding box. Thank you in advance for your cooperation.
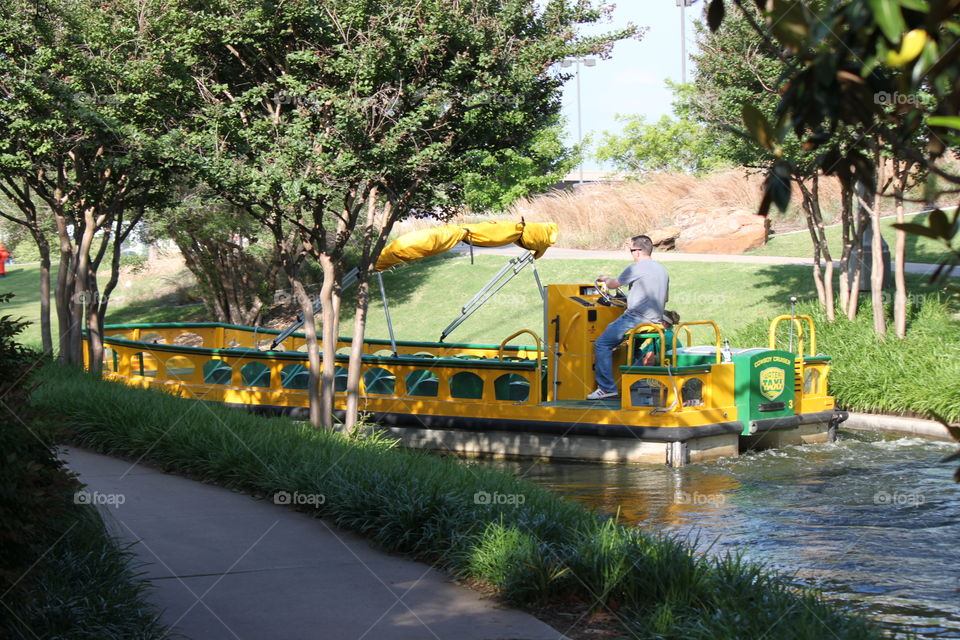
[617,259,669,324]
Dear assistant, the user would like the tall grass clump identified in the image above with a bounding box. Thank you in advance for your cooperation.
[0,291,167,640]
[30,365,884,639]
[5,505,170,640]
[731,294,960,422]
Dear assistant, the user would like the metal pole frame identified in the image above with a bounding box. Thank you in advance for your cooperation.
[270,267,360,349]
[377,271,398,357]
[439,251,538,342]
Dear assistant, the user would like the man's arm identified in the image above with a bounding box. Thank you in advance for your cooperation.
[597,276,622,289]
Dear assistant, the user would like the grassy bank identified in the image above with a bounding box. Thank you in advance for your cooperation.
[0,297,167,640]
[3,504,169,640]
[3,255,840,347]
[748,208,953,263]
[352,255,948,345]
[0,259,203,349]
[31,365,882,639]
[731,295,960,422]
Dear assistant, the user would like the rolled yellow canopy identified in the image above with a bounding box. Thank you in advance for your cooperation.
[375,221,558,272]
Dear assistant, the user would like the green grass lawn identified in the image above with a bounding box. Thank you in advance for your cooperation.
[0,262,204,349]
[347,253,945,346]
[751,209,953,262]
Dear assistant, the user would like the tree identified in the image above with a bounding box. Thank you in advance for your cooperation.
[706,0,957,262]
[696,1,941,332]
[0,188,56,353]
[689,3,845,320]
[174,0,634,429]
[153,186,283,326]
[688,9,785,168]
[0,0,189,370]
[595,111,728,176]
[459,118,579,212]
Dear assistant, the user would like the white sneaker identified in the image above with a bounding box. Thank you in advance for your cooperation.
[586,387,620,400]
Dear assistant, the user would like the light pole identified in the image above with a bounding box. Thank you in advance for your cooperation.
[677,0,694,84]
[561,57,596,185]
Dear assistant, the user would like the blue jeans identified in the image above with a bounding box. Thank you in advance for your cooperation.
[593,313,642,393]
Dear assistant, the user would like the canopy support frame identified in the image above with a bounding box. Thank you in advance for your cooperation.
[377,271,398,357]
[269,267,359,350]
[439,251,537,343]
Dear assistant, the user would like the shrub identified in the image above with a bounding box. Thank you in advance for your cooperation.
[0,294,167,640]
[730,294,960,422]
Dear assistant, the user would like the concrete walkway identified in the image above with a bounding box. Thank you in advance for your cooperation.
[64,447,568,640]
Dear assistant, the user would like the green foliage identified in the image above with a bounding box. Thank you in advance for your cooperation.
[0,0,196,364]
[0,295,166,639]
[459,120,579,212]
[6,505,169,640]
[595,112,729,176]
[30,365,883,638]
[730,294,960,422]
[687,7,787,168]
[175,0,634,231]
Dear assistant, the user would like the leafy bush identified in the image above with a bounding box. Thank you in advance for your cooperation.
[730,294,960,422]
[31,364,883,639]
[0,294,167,640]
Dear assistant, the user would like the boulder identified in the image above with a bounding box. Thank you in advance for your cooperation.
[674,211,769,254]
[646,226,682,251]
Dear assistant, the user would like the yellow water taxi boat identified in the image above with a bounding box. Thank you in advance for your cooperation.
[87,222,846,466]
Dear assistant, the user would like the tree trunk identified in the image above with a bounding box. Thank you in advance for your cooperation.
[810,174,835,321]
[318,254,338,430]
[344,190,383,430]
[36,235,53,354]
[838,181,854,316]
[292,278,323,429]
[344,276,370,430]
[869,161,887,338]
[53,211,81,365]
[798,179,826,306]
[893,160,908,339]
[847,179,870,321]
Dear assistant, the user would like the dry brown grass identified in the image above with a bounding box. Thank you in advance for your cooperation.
[389,168,850,250]
[512,169,845,249]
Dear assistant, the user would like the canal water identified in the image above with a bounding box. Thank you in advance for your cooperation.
[487,430,960,638]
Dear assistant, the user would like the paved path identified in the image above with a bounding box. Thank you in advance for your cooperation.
[64,447,568,640]
[453,244,957,277]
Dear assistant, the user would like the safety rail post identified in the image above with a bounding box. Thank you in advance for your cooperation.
[625,324,667,365]
[670,320,722,364]
[497,329,543,403]
[768,315,816,356]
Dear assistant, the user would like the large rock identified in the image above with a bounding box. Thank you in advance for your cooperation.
[646,226,682,251]
[674,211,769,254]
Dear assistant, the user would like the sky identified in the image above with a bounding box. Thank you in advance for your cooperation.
[559,1,705,171]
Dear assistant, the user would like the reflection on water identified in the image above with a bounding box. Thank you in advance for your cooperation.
[485,431,960,639]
